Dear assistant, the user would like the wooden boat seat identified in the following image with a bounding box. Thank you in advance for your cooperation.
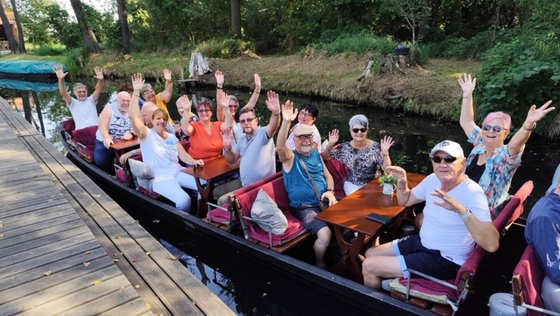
[389,181,534,316]
[229,172,311,253]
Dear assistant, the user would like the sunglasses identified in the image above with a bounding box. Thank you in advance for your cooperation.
[431,155,457,164]
[239,117,256,124]
[352,128,367,133]
[482,124,506,133]
[296,135,313,141]
[198,109,212,113]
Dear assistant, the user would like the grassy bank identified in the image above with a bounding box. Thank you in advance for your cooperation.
[1,51,481,121]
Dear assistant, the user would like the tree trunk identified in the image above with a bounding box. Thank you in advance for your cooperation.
[0,1,18,53]
[69,0,101,53]
[9,0,26,53]
[116,0,130,53]
[230,0,241,38]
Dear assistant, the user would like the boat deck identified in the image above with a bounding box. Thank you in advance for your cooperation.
[0,97,234,315]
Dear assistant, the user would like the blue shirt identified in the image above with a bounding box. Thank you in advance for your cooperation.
[525,192,560,283]
[283,150,326,208]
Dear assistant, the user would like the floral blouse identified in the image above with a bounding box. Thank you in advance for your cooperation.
[466,126,523,213]
[330,142,384,186]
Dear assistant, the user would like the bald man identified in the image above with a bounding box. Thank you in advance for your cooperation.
[93,91,133,173]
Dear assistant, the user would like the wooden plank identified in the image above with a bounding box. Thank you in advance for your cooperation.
[56,283,148,316]
[0,265,125,315]
[0,212,80,239]
[0,193,64,213]
[0,248,109,303]
[1,205,75,231]
[0,202,73,225]
[0,237,99,277]
[17,276,142,316]
[97,297,151,316]
[0,195,67,219]
[0,221,87,252]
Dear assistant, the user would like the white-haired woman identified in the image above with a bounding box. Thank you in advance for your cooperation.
[322,114,394,196]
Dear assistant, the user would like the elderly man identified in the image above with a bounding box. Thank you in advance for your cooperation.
[94,91,133,173]
[525,173,560,312]
[141,68,173,115]
[216,91,282,204]
[362,140,499,289]
[277,101,337,268]
[54,64,104,130]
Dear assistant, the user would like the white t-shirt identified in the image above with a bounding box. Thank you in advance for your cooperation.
[233,126,275,186]
[69,95,98,130]
[286,123,322,152]
[140,129,181,181]
[411,173,491,265]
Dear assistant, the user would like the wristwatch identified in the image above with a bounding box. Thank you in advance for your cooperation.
[460,209,473,220]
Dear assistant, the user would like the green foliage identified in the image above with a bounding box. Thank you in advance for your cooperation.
[378,172,397,185]
[478,32,560,136]
[307,30,396,56]
[29,43,66,56]
[63,47,88,75]
[195,38,254,58]
[423,30,515,60]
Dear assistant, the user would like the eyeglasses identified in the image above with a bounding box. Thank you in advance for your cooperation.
[239,117,256,124]
[296,135,313,141]
[482,124,506,133]
[431,155,457,164]
[299,111,313,117]
[352,128,367,133]
[198,109,212,113]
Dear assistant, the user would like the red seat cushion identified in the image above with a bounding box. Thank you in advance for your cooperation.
[72,125,98,146]
[234,174,305,246]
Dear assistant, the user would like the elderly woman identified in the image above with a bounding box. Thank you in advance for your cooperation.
[322,114,394,196]
[215,70,261,140]
[93,91,133,174]
[459,73,555,213]
[129,73,203,211]
[141,68,173,115]
[180,97,227,160]
[286,103,322,151]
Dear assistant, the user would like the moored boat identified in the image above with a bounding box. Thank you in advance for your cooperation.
[0,60,64,82]
[59,123,530,316]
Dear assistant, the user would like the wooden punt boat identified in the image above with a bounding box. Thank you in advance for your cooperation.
[59,125,528,316]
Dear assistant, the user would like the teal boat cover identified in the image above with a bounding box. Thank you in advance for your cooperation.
[0,60,66,75]
[0,79,60,92]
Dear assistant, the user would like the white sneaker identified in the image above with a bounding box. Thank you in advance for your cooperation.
[381,279,392,291]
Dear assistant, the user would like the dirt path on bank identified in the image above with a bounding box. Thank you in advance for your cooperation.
[208,54,481,120]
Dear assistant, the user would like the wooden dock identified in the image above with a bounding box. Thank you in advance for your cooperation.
[0,97,234,315]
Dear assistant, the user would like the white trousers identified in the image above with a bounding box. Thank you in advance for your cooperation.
[153,173,203,211]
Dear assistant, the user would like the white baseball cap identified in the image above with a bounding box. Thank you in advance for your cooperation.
[430,140,464,158]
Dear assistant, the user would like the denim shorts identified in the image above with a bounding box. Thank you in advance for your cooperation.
[290,204,328,234]
[392,235,461,279]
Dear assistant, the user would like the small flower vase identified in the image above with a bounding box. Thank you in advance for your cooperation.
[382,183,394,195]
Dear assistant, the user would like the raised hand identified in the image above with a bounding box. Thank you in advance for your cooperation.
[131,73,144,92]
[53,64,67,79]
[163,68,172,82]
[222,128,235,149]
[328,129,339,147]
[458,73,476,97]
[176,95,192,117]
[215,70,224,88]
[384,166,407,185]
[265,90,280,113]
[380,135,394,154]
[281,100,297,122]
[525,100,555,125]
[431,189,464,214]
[93,66,104,80]
[254,73,261,90]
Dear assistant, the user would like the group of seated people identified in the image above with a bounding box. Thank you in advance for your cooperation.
[58,67,558,306]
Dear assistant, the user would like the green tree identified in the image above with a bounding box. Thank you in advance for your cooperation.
[69,0,101,53]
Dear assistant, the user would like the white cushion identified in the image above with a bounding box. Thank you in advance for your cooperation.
[128,159,154,191]
[250,189,288,235]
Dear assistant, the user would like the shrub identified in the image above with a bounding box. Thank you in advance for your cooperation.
[30,43,66,56]
[196,38,254,58]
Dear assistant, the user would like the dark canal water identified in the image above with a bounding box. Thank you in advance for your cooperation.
[2,79,558,315]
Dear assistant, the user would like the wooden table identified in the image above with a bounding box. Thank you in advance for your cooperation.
[316,172,424,282]
[110,137,139,160]
[182,156,239,217]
